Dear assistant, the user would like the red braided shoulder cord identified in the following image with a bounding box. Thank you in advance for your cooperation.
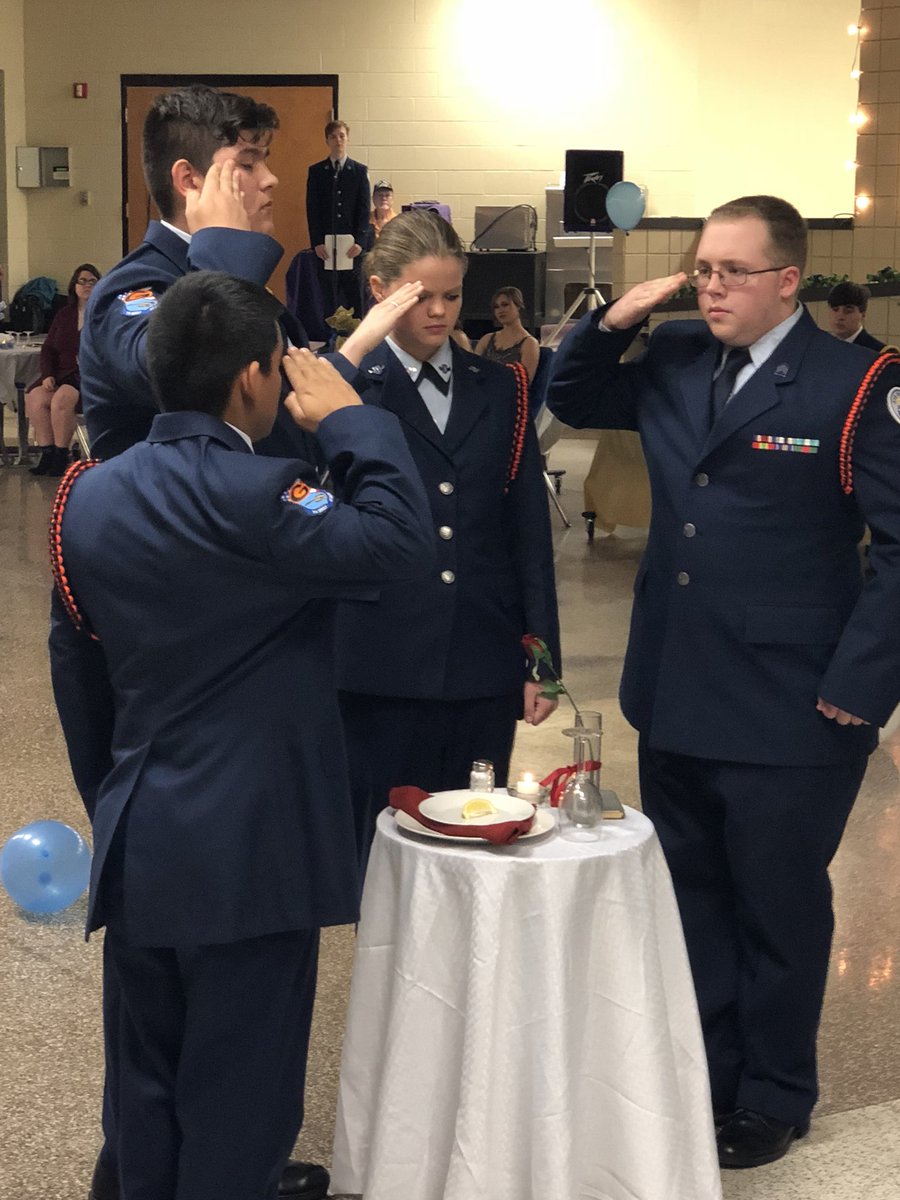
[504,360,530,495]
[49,459,101,640]
[839,350,900,495]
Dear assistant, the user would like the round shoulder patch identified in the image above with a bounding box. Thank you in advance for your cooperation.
[887,386,900,426]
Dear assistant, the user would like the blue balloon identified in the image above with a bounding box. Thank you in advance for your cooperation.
[606,181,645,232]
[1,820,91,914]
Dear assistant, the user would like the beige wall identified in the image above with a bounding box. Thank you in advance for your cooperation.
[0,0,29,289]
[13,0,861,288]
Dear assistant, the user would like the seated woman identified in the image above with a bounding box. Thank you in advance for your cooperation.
[25,262,100,476]
[474,286,540,382]
[330,210,561,866]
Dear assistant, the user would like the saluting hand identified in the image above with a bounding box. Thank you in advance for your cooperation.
[185,161,250,235]
[603,272,688,331]
[337,281,424,367]
[282,348,362,432]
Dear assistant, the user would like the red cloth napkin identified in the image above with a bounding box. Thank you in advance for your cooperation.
[389,787,536,844]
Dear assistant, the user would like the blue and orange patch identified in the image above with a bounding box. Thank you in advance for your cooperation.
[118,288,158,316]
[281,479,335,514]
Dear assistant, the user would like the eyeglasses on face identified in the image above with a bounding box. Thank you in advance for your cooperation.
[688,264,790,290]
[76,277,98,286]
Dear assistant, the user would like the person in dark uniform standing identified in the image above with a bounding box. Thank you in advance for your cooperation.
[305,120,370,317]
[62,84,327,1200]
[80,84,312,465]
[826,280,886,352]
[547,195,900,1170]
[49,271,433,1200]
[328,210,561,863]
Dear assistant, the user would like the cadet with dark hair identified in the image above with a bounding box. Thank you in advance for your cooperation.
[548,194,900,1169]
[62,84,328,1200]
[79,83,302,461]
[827,280,885,351]
[50,270,432,1200]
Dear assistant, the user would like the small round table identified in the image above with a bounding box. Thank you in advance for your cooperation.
[331,806,721,1200]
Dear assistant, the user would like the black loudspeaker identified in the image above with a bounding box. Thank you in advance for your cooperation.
[462,252,545,322]
[563,150,624,233]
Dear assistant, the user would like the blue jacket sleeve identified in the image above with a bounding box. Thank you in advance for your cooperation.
[546,308,645,431]
[48,588,115,820]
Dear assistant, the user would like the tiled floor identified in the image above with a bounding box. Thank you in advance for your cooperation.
[1,429,898,1198]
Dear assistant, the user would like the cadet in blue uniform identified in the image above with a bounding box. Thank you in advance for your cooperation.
[547,195,900,1169]
[49,271,433,1200]
[80,84,311,464]
[64,83,324,1200]
[305,120,370,316]
[329,210,561,861]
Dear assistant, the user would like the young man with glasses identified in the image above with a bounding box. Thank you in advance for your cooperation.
[547,195,900,1169]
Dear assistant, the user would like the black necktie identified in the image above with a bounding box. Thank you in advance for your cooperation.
[710,347,752,422]
[416,362,450,396]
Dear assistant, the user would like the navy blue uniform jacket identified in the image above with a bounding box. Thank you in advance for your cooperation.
[305,157,370,251]
[332,343,560,699]
[79,221,310,461]
[51,406,433,947]
[547,307,900,764]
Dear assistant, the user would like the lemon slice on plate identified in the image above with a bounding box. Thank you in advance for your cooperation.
[461,797,498,820]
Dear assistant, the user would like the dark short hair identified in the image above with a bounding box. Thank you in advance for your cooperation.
[68,262,100,302]
[706,195,808,276]
[325,119,349,138]
[828,281,870,311]
[146,272,283,417]
[142,85,278,219]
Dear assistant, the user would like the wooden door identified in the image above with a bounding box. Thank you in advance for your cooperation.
[122,76,336,301]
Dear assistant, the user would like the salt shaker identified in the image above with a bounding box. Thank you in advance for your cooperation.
[469,759,494,792]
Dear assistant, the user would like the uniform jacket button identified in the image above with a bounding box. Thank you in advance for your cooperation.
[683,522,696,537]
[677,571,690,586]
[439,481,455,495]
[439,526,454,540]
[694,472,709,487]
[441,570,456,584]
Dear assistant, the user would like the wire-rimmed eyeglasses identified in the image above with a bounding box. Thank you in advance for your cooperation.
[688,265,790,290]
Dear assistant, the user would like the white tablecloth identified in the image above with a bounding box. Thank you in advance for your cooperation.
[0,344,41,409]
[331,807,722,1200]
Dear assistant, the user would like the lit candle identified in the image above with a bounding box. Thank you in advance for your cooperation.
[516,771,540,797]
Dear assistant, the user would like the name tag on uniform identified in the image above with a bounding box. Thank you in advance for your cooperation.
[751,435,819,454]
[281,479,334,514]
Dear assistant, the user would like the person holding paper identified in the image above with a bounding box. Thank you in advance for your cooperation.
[305,120,370,316]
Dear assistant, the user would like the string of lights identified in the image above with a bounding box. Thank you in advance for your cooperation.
[848,11,870,213]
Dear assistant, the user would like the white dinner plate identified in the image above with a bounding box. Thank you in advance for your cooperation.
[394,805,555,844]
[418,788,535,826]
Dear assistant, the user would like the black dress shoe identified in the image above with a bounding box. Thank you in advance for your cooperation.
[87,1152,328,1198]
[87,1156,119,1200]
[278,1160,330,1198]
[717,1107,809,1169]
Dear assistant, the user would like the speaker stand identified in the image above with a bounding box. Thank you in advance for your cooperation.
[541,232,606,350]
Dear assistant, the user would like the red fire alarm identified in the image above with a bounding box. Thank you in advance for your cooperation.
[73,83,88,99]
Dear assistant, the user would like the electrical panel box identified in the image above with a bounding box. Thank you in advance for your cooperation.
[16,146,70,188]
